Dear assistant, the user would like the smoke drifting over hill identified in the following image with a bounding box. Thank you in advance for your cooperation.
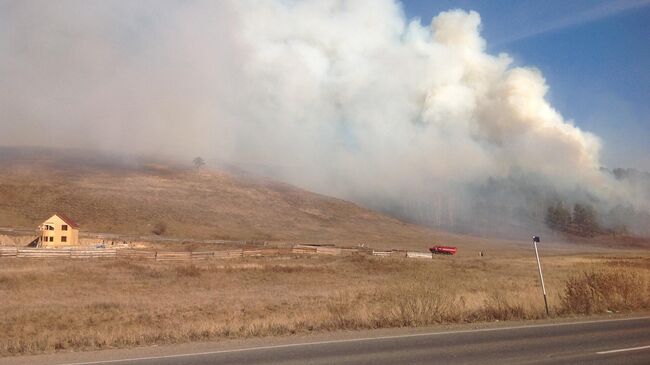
[1,1,647,235]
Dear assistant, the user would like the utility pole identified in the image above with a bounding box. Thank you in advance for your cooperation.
[532,235,549,316]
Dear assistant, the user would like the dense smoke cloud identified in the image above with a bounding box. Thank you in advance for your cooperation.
[0,1,644,235]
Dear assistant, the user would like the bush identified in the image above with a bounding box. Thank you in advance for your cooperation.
[152,222,167,236]
[559,269,649,314]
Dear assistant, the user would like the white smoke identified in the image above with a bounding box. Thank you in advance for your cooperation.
[2,0,639,234]
[226,1,603,200]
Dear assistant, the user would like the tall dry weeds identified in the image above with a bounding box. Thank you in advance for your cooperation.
[383,283,459,326]
[559,268,650,314]
[1,255,649,357]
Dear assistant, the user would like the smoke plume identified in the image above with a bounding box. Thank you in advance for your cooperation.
[0,1,645,236]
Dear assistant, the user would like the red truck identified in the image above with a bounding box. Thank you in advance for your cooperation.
[429,245,457,255]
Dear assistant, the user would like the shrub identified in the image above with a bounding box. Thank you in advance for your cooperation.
[559,269,649,314]
[152,222,167,236]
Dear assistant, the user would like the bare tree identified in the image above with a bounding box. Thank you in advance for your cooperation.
[192,156,205,169]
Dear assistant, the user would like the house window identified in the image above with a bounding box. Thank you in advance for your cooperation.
[50,237,54,242]
[62,225,68,231]
[61,236,67,243]
[49,225,54,230]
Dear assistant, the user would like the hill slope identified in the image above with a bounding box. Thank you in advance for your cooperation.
[0,147,450,247]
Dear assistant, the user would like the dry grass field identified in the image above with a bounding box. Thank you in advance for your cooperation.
[0,147,455,248]
[1,252,648,357]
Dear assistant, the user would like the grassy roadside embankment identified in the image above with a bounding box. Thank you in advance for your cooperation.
[1,253,648,356]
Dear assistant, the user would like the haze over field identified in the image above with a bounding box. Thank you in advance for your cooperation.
[1,0,648,235]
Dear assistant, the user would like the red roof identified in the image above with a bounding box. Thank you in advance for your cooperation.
[54,212,80,229]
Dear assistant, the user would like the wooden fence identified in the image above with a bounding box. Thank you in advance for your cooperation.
[372,250,392,257]
[0,245,435,261]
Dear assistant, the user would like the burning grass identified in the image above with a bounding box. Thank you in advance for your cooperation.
[0,254,648,356]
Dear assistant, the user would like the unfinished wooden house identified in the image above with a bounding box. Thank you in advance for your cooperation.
[38,213,79,247]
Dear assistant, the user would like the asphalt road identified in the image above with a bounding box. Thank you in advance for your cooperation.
[4,316,649,365]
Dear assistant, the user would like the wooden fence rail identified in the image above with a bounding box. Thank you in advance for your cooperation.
[70,250,117,258]
[155,252,193,261]
[213,250,244,259]
[372,250,392,257]
[117,250,156,260]
[0,247,18,257]
[0,246,436,261]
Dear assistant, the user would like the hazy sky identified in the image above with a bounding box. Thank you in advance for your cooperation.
[2,0,647,171]
[403,0,650,170]
[1,0,648,232]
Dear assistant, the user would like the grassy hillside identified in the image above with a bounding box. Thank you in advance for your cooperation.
[0,147,453,247]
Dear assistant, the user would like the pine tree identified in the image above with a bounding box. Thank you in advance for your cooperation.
[545,201,570,232]
[573,203,599,236]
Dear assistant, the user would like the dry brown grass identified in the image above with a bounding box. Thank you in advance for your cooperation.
[1,253,649,357]
[559,267,650,314]
[0,147,453,248]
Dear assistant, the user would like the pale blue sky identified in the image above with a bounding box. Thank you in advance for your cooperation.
[403,0,650,170]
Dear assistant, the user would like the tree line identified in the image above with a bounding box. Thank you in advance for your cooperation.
[545,202,602,237]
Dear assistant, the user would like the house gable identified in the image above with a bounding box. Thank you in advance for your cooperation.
[53,213,80,229]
